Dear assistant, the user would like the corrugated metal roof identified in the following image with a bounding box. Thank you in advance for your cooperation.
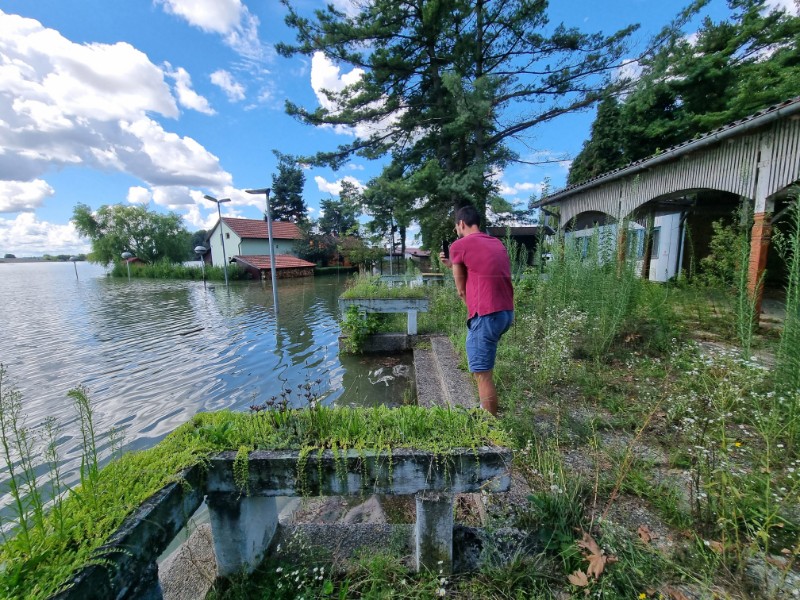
[233,254,316,270]
[534,95,800,207]
[222,217,304,240]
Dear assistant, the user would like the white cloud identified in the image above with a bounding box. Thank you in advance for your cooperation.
[314,175,364,195]
[311,52,364,112]
[0,212,88,255]
[347,163,365,171]
[330,0,362,18]
[767,0,799,15]
[0,11,233,196]
[0,179,54,212]
[310,52,403,139]
[166,65,215,114]
[127,186,151,205]
[498,181,545,197]
[615,58,643,85]
[119,118,232,188]
[210,69,245,102]
[156,0,267,61]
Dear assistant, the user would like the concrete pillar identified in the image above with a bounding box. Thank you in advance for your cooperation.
[407,310,418,335]
[206,493,278,577]
[415,492,453,574]
[748,212,772,316]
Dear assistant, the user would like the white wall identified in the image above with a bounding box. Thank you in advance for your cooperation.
[207,220,299,267]
[207,220,236,268]
[565,211,684,282]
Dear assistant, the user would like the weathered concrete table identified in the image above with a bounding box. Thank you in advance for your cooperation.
[52,446,511,600]
[339,297,430,335]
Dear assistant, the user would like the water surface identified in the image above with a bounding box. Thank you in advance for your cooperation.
[0,262,413,510]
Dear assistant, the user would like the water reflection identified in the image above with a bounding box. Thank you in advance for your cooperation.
[0,263,412,514]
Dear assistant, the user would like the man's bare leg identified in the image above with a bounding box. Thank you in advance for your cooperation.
[473,371,498,416]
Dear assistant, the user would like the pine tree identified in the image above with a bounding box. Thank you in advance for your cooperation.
[278,0,636,241]
[270,152,308,224]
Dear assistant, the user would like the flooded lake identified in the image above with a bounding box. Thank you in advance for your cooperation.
[0,261,413,511]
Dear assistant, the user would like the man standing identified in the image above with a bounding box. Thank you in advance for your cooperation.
[439,205,514,416]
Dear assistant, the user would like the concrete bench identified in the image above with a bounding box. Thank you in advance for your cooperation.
[339,297,430,335]
[53,446,511,599]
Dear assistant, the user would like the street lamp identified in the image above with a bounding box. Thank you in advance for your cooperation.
[203,195,231,287]
[121,251,132,280]
[245,187,279,312]
[195,245,208,286]
[69,256,78,281]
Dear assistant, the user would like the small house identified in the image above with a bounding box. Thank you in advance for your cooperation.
[206,217,314,278]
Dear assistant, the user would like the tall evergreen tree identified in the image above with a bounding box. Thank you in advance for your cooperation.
[568,94,626,185]
[569,0,800,183]
[270,152,308,224]
[278,0,636,242]
[318,180,362,236]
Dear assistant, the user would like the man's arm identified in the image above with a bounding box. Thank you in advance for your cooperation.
[452,262,467,304]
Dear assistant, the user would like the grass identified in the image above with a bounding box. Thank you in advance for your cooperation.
[5,215,800,599]
[339,274,428,299]
[0,374,507,600]
[109,259,249,281]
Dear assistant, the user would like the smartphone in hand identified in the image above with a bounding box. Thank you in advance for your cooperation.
[441,239,450,259]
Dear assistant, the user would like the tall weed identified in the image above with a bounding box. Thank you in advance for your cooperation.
[774,192,800,394]
[537,224,640,361]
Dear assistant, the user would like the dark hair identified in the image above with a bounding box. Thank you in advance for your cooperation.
[454,204,480,227]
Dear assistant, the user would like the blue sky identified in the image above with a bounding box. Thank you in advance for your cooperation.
[0,0,787,257]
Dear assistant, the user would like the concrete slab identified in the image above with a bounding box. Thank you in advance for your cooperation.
[159,524,216,600]
[429,336,476,409]
[413,346,442,408]
[206,447,512,496]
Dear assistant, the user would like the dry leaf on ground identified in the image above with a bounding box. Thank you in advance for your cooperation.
[568,570,590,587]
[576,531,617,579]
[637,524,653,544]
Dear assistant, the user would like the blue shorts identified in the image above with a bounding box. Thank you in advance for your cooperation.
[466,310,514,372]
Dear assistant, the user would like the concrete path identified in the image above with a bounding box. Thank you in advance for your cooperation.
[414,335,477,409]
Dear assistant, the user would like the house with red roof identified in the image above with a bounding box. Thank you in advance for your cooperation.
[206,217,316,278]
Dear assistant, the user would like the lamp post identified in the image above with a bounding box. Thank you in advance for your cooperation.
[195,245,208,286]
[203,195,231,287]
[69,256,78,281]
[121,252,132,280]
[245,187,279,312]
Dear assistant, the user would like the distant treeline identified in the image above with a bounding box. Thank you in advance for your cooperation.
[1,254,88,262]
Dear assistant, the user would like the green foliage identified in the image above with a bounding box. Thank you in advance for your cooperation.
[568,94,627,185]
[337,237,384,272]
[0,365,507,600]
[270,152,308,225]
[339,275,427,300]
[525,225,640,362]
[773,193,800,393]
[570,0,800,178]
[188,230,208,259]
[109,260,248,281]
[666,344,800,554]
[318,180,361,237]
[71,203,190,265]
[340,305,383,353]
[698,218,748,289]
[278,0,635,242]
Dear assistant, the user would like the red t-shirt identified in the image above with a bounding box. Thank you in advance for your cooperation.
[449,232,514,319]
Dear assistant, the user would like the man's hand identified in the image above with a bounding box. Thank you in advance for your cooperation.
[438,252,452,269]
